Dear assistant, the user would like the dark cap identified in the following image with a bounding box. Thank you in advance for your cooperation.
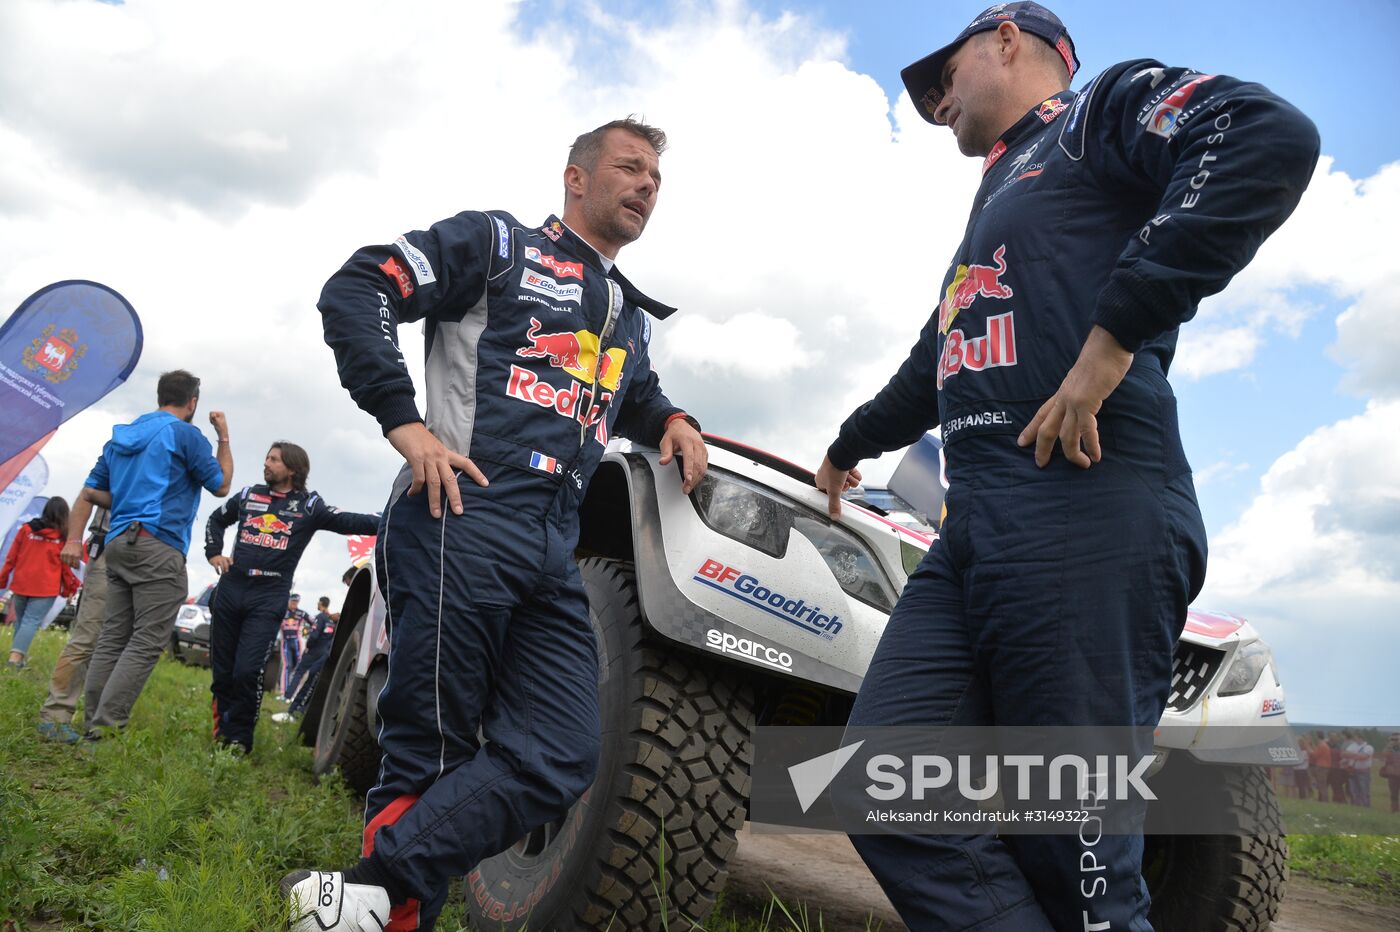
[901,2,1080,125]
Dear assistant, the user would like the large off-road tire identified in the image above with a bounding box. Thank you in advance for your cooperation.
[1143,755,1288,932]
[466,558,756,931]
[312,614,381,797]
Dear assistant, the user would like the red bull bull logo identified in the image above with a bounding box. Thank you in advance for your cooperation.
[517,318,581,369]
[938,244,1014,335]
[515,318,626,390]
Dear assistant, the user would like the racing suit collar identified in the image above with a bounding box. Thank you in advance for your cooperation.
[982,89,1077,174]
[544,214,678,320]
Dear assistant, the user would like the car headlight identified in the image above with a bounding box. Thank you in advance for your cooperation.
[690,468,898,613]
[1217,640,1273,697]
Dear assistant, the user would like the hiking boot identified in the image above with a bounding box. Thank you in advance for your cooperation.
[37,722,83,744]
[282,870,390,932]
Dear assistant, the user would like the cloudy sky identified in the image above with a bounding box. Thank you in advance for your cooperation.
[2,0,1395,725]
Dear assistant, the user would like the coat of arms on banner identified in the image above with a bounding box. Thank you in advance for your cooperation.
[22,324,86,383]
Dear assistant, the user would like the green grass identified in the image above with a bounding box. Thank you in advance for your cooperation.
[1279,775,1400,896]
[0,630,876,931]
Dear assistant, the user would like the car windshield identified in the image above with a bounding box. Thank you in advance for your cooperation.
[195,585,214,607]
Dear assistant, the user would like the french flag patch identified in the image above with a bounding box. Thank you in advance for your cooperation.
[529,451,559,474]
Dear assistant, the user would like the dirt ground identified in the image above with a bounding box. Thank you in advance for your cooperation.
[728,825,1400,931]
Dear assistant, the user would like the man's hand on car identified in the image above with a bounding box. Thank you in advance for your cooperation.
[815,456,863,519]
[209,555,232,575]
[1018,325,1134,469]
[386,421,489,519]
[659,417,708,495]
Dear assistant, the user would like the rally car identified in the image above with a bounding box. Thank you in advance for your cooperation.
[301,434,1294,932]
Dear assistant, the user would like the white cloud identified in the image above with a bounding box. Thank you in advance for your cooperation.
[1192,459,1250,487]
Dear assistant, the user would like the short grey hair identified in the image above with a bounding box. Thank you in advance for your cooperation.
[567,116,668,171]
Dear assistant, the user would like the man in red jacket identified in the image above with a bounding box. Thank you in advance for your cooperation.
[3,497,79,669]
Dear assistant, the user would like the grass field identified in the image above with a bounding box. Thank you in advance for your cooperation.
[3,626,1395,928]
[1,629,885,931]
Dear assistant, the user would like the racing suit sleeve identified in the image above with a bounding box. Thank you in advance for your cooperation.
[612,326,684,447]
[204,489,244,559]
[1086,60,1320,352]
[826,317,942,470]
[314,499,381,537]
[318,211,497,435]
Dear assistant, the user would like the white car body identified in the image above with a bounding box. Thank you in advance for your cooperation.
[342,438,1295,766]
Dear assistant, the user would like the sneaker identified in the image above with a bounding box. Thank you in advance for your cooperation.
[37,722,83,744]
[282,870,390,932]
[271,711,295,724]
[5,660,23,671]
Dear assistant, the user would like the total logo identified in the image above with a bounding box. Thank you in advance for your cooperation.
[1260,698,1286,718]
[524,246,583,280]
[1141,74,1216,139]
[705,629,794,672]
[520,268,583,304]
[694,559,843,640]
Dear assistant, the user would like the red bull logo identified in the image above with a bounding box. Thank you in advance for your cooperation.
[240,512,292,550]
[937,312,1018,388]
[515,318,626,390]
[938,244,1014,335]
[1036,97,1067,124]
[244,513,292,534]
[507,366,614,444]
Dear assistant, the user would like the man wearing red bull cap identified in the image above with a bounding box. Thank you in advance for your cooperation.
[290,117,705,931]
[204,441,378,755]
[816,3,1318,929]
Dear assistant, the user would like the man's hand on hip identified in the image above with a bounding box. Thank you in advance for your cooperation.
[1018,325,1134,469]
[815,456,863,519]
[386,422,488,519]
[659,418,708,494]
[209,555,232,575]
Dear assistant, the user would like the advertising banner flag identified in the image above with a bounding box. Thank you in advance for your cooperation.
[0,456,50,553]
[0,431,55,494]
[346,534,377,567]
[0,280,143,465]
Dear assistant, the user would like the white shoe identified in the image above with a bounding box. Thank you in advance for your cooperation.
[271,711,295,724]
[282,870,390,931]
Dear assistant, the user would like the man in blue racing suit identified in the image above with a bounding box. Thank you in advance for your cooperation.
[205,441,378,754]
[284,117,707,932]
[815,4,1319,929]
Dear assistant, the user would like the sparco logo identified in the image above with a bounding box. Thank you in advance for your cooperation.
[705,629,794,671]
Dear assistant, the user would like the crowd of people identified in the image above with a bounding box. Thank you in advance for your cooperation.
[1,369,375,753]
[1282,729,1400,814]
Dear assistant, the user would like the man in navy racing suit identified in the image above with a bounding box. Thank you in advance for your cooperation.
[277,594,311,698]
[275,595,336,719]
[205,441,378,754]
[283,117,707,932]
[814,4,1319,930]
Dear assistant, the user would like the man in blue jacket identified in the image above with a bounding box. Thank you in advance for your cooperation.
[815,4,1319,929]
[62,370,233,738]
[284,117,707,931]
